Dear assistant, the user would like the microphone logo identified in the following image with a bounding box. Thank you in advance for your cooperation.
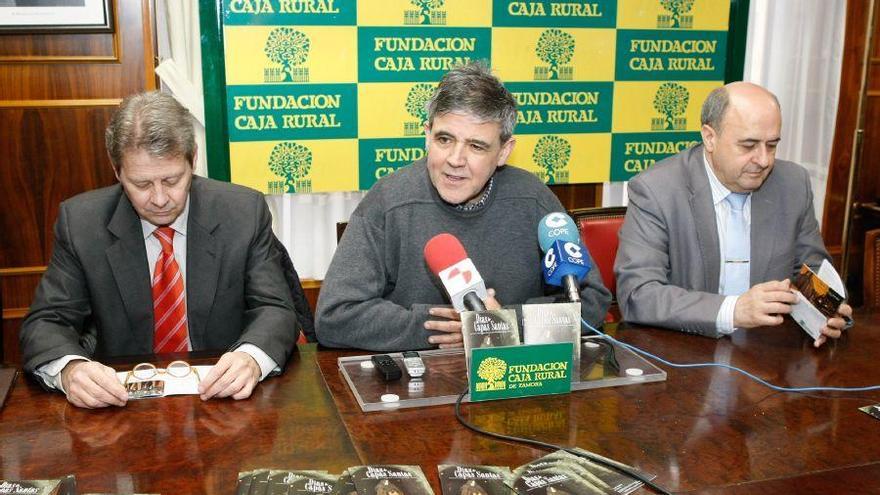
[543,212,568,229]
[447,267,473,284]
[564,242,582,259]
[543,247,556,269]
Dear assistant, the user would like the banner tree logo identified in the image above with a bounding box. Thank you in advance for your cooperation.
[269,141,313,193]
[652,82,689,131]
[658,0,695,28]
[535,29,575,80]
[404,83,435,136]
[405,0,446,25]
[532,135,571,184]
[264,27,311,82]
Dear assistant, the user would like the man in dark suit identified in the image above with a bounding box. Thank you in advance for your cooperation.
[20,91,298,408]
[614,82,851,346]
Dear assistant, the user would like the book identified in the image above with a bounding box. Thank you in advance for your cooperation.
[248,470,271,495]
[791,260,848,340]
[438,465,512,495]
[236,470,256,495]
[460,309,520,374]
[332,470,357,495]
[522,303,582,379]
[349,465,433,495]
[0,476,75,495]
[512,450,651,495]
[268,470,336,494]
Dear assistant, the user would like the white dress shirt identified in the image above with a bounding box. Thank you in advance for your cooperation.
[36,199,278,392]
[702,153,752,335]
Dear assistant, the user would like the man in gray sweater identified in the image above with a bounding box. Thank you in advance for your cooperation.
[315,62,611,351]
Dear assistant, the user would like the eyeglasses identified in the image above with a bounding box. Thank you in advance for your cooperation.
[122,360,201,386]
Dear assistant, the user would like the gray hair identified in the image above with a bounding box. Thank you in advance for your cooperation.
[700,86,730,131]
[701,84,781,132]
[105,91,195,169]
[426,61,517,143]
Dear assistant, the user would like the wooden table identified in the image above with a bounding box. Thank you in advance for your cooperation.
[2,312,880,494]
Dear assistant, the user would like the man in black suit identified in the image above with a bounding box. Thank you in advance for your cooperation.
[20,91,298,408]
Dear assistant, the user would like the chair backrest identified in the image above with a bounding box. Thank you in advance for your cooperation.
[865,228,880,309]
[336,221,348,242]
[568,206,627,300]
[271,234,316,343]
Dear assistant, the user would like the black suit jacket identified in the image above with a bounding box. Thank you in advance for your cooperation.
[20,176,299,373]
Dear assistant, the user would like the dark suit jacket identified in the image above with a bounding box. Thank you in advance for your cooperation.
[614,145,829,337]
[20,176,299,373]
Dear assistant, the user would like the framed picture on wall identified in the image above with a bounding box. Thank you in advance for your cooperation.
[0,0,113,33]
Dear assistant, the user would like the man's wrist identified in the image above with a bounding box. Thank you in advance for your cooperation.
[59,359,90,393]
[234,344,278,380]
[717,295,739,335]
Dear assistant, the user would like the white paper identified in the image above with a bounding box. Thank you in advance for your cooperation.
[817,259,846,297]
[791,292,825,340]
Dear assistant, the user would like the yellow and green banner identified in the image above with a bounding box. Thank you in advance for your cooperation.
[213,0,734,192]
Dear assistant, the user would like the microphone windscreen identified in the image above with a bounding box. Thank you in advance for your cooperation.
[424,233,469,275]
[538,212,581,252]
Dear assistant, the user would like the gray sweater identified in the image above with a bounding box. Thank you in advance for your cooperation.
[315,159,611,351]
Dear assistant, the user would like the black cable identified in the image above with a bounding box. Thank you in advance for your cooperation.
[453,388,672,495]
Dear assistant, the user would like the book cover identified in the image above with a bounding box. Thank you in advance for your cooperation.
[522,303,582,379]
[461,309,520,374]
[266,470,336,494]
[791,261,846,340]
[248,470,271,495]
[513,451,651,495]
[437,465,512,495]
[0,476,75,495]
[236,471,256,495]
[349,465,433,495]
[333,469,357,495]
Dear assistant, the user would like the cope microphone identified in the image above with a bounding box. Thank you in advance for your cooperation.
[424,233,488,311]
[538,212,592,303]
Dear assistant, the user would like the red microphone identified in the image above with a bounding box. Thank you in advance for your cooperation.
[424,233,488,311]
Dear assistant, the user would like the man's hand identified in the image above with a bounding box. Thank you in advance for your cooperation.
[425,289,502,349]
[61,360,128,409]
[198,351,261,401]
[813,302,853,348]
[733,279,798,328]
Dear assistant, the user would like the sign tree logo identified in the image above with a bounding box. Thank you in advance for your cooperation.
[476,356,507,391]
[268,142,313,193]
[264,28,311,83]
[652,82,689,131]
[404,83,435,136]
[657,0,694,28]
[534,29,575,81]
[533,135,571,184]
[404,0,447,25]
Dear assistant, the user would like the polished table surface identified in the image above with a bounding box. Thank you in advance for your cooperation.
[3,311,880,494]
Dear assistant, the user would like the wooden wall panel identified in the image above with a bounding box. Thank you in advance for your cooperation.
[859,96,880,201]
[0,32,115,59]
[0,0,155,364]
[0,106,119,267]
[551,183,601,210]
[824,0,872,256]
[0,1,147,98]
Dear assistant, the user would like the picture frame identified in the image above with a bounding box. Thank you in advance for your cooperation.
[0,0,113,34]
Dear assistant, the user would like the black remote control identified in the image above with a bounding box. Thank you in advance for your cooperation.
[371,354,402,381]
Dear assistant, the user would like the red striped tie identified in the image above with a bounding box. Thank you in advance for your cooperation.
[152,227,188,353]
